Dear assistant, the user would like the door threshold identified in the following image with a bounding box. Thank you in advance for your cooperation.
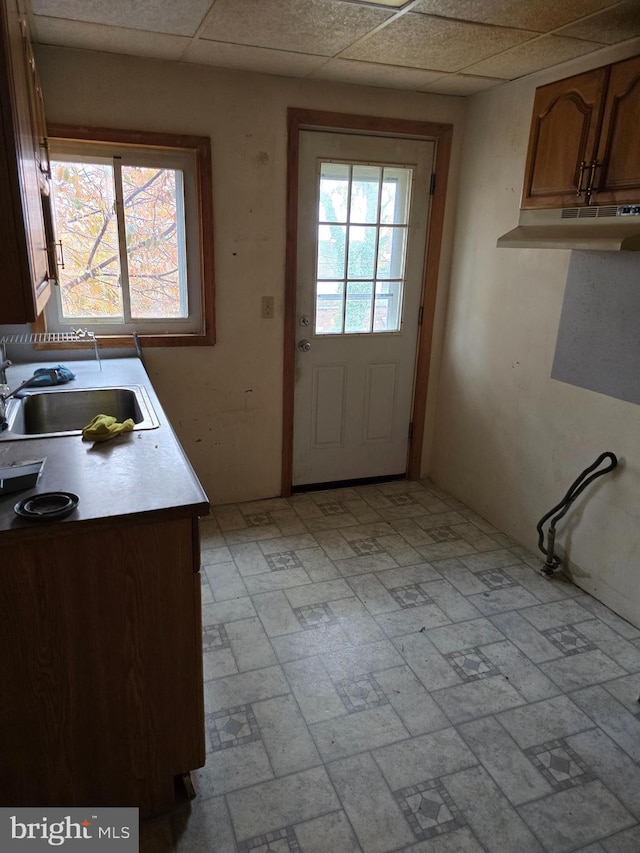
[291,473,406,494]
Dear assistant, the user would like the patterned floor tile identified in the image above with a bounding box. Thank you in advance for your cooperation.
[395,778,465,841]
[350,538,384,556]
[320,502,347,516]
[444,647,500,682]
[388,584,433,609]
[266,551,304,571]
[429,527,459,542]
[202,623,230,651]
[293,603,337,629]
[335,674,388,713]
[525,739,596,790]
[543,624,598,657]
[208,705,260,751]
[388,493,418,506]
[245,512,274,527]
[476,568,520,590]
[237,826,300,853]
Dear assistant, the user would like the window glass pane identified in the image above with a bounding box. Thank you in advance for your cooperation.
[315,282,344,334]
[350,165,381,224]
[381,167,412,225]
[374,281,402,332]
[51,160,123,318]
[319,163,349,223]
[377,226,407,279]
[122,166,187,319]
[347,225,377,279]
[345,282,373,333]
[317,224,346,279]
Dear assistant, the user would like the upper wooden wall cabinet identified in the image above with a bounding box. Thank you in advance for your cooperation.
[0,0,54,323]
[522,53,640,209]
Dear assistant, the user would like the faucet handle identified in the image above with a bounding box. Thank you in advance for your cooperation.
[0,359,11,387]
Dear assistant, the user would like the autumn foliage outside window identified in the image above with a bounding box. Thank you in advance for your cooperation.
[45,128,215,345]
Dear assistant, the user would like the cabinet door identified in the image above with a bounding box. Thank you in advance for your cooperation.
[521,67,607,209]
[593,55,640,205]
[0,516,205,815]
[22,21,51,194]
[0,0,51,322]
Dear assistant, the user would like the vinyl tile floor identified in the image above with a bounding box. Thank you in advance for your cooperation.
[142,479,640,853]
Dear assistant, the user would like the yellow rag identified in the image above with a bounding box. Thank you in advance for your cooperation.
[82,414,135,442]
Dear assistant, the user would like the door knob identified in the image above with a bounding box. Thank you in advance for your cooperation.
[297,339,311,352]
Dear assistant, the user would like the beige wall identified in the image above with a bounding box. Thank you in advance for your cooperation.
[431,38,640,626]
[35,45,465,505]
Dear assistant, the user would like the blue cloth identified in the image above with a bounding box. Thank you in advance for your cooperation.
[29,365,76,387]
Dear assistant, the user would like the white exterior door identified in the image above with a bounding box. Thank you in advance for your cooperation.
[292,130,435,487]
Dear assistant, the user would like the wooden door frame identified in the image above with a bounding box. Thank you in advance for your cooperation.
[282,108,453,496]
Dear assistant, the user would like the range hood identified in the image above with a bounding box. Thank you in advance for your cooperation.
[497,205,640,251]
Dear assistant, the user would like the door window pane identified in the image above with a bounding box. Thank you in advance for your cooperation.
[350,165,381,223]
[315,281,344,334]
[345,282,373,333]
[374,281,402,332]
[347,226,377,279]
[381,167,412,225]
[377,227,407,280]
[317,224,346,279]
[319,163,349,223]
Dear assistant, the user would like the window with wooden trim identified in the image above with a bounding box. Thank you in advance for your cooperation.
[43,126,215,346]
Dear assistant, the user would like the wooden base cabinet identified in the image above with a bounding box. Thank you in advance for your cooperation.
[522,54,640,209]
[0,514,205,816]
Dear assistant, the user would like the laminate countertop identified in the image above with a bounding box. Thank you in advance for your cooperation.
[0,357,209,538]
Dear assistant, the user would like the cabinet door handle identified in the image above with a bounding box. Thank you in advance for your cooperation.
[576,161,587,196]
[55,240,65,272]
[587,160,602,200]
[40,138,52,181]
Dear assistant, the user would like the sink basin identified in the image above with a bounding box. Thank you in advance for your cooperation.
[3,386,159,438]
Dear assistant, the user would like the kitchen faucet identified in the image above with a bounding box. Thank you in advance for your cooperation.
[0,368,58,431]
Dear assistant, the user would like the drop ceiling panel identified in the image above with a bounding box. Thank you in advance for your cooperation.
[310,58,444,90]
[466,33,605,78]
[423,73,507,95]
[201,0,393,57]
[558,0,640,44]
[342,13,536,71]
[32,16,191,60]
[413,0,620,32]
[184,39,327,76]
[31,0,213,37]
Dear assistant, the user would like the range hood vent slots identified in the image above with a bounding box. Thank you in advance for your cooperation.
[497,205,640,251]
[561,205,618,219]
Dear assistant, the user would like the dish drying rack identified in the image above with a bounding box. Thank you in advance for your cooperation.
[0,330,101,369]
[0,331,144,371]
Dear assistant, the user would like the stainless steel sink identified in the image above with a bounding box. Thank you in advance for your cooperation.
[3,386,159,438]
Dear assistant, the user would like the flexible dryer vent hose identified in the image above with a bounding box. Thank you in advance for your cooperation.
[537,451,618,577]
